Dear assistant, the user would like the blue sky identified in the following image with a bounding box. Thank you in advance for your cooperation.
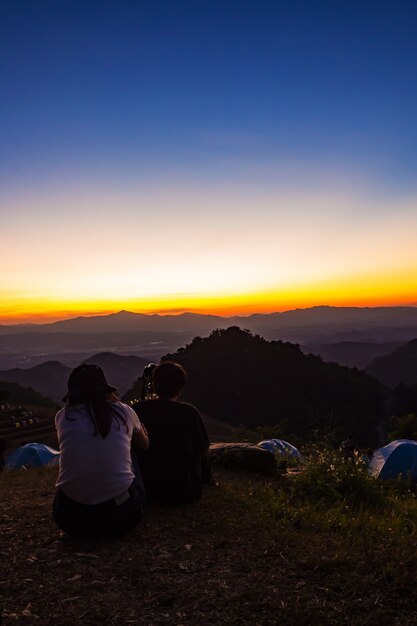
[1,1,417,321]
[2,0,417,188]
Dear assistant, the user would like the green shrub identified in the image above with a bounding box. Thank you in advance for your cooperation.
[290,448,385,508]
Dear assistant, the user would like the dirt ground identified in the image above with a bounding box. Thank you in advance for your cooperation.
[1,466,417,626]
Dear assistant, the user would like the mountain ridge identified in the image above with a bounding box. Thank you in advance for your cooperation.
[2,305,417,335]
[125,326,385,444]
[366,338,417,387]
[0,352,150,403]
[2,306,417,372]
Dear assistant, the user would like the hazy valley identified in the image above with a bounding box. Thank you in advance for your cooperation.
[2,305,417,372]
[2,306,417,449]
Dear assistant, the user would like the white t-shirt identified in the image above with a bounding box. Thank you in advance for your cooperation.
[55,401,142,505]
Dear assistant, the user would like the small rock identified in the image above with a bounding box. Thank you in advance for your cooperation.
[90,580,105,589]
[67,574,82,582]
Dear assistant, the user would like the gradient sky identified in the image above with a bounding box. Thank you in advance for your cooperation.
[1,0,417,323]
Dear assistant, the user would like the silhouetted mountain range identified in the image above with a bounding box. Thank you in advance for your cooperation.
[304,341,401,370]
[366,338,417,388]
[0,380,55,408]
[4,325,410,443]
[0,310,225,335]
[0,361,71,403]
[2,306,417,340]
[2,306,417,371]
[0,352,149,403]
[126,327,385,444]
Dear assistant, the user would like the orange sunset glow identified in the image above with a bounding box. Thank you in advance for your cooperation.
[2,0,417,328]
[2,266,417,325]
[2,181,417,325]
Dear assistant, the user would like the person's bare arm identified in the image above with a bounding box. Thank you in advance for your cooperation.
[132,426,149,451]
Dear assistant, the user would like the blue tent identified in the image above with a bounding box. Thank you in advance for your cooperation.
[368,439,417,481]
[258,438,301,458]
[5,443,60,471]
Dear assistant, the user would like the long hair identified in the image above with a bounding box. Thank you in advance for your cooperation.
[65,391,128,438]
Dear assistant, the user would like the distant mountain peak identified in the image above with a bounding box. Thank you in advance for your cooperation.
[114,310,139,317]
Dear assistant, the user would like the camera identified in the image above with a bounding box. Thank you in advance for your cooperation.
[141,363,157,401]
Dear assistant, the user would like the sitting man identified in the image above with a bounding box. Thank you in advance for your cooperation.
[133,361,212,505]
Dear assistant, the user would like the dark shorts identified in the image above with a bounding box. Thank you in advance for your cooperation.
[53,482,146,537]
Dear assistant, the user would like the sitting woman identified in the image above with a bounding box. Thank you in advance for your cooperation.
[133,361,212,505]
[53,363,148,537]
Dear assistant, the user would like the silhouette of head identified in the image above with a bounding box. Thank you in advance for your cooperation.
[63,363,117,403]
[153,361,186,399]
[63,364,125,439]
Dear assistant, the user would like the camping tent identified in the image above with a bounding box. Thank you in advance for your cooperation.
[368,439,417,481]
[5,443,60,471]
[258,438,301,458]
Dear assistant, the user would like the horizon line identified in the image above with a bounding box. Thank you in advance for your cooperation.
[2,302,417,327]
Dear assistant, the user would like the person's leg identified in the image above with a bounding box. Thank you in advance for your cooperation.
[53,489,95,537]
[99,483,145,536]
[53,487,145,537]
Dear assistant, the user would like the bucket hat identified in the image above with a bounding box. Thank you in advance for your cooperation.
[63,363,117,402]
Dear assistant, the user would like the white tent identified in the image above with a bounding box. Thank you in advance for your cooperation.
[368,439,417,481]
[257,438,301,458]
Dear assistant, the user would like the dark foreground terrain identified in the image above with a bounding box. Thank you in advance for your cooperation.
[1,464,417,625]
